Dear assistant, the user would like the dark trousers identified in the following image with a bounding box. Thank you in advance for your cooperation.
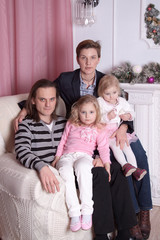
[92,154,137,235]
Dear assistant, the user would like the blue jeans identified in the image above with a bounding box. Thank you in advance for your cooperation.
[127,139,153,213]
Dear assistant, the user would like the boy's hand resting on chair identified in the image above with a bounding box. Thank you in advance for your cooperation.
[14,108,27,132]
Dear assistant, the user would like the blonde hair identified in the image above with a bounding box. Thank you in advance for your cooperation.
[69,95,101,126]
[98,74,121,97]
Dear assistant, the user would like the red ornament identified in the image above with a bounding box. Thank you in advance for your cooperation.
[147,77,155,83]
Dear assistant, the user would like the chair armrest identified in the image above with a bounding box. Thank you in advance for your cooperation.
[0,153,93,240]
[0,153,65,203]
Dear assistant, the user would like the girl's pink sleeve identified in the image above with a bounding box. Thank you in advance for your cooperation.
[97,128,111,164]
[56,121,71,157]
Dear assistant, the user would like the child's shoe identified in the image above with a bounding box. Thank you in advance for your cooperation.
[81,215,92,230]
[133,168,147,181]
[70,216,81,232]
[122,163,136,177]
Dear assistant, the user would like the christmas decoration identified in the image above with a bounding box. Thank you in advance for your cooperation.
[111,62,134,83]
[144,4,160,45]
[132,65,142,74]
[111,62,160,84]
[141,62,160,83]
[147,77,155,83]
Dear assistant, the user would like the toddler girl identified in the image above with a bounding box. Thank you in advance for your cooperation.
[97,74,147,180]
[52,95,110,232]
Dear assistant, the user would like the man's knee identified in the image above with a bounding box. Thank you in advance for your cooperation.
[92,167,109,182]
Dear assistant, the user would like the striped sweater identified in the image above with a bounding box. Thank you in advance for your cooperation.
[15,116,66,172]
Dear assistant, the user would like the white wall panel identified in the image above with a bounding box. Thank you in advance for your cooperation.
[72,0,160,71]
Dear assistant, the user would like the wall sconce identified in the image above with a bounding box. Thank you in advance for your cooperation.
[76,0,100,26]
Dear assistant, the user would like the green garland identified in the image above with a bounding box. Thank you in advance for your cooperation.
[145,4,160,45]
[111,62,160,84]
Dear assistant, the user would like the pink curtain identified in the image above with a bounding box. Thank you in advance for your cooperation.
[0,0,73,97]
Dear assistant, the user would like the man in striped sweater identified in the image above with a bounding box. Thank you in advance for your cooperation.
[15,79,66,193]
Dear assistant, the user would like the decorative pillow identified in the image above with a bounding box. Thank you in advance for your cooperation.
[0,133,6,155]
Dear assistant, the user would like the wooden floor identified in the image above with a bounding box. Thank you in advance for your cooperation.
[148,205,160,240]
[110,206,160,240]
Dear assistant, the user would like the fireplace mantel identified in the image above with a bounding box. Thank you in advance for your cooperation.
[120,83,160,206]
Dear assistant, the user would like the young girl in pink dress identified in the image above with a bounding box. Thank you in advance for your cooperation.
[52,95,110,232]
[97,74,147,180]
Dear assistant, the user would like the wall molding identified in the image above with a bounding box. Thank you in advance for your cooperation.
[140,0,160,48]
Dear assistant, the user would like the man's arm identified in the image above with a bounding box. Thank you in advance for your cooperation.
[15,120,60,193]
[120,120,134,134]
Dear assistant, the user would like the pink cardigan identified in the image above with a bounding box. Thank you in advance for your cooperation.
[56,121,110,164]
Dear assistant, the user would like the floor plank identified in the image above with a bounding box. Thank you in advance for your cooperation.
[148,206,160,240]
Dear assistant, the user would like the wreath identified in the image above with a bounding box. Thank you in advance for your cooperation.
[144,4,160,45]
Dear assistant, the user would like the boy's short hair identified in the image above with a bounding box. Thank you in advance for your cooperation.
[76,39,101,58]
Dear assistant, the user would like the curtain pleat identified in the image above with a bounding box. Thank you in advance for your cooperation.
[0,0,73,96]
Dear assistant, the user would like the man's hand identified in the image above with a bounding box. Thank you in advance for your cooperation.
[13,108,27,132]
[110,124,129,150]
[39,166,60,193]
[93,157,104,167]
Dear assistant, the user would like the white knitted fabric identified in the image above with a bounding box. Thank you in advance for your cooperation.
[0,133,5,156]
[0,94,93,240]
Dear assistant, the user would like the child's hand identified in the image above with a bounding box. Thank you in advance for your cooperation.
[51,156,60,168]
[107,109,116,120]
[93,157,104,167]
[119,113,131,121]
[104,163,111,182]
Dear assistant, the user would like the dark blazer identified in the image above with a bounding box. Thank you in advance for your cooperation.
[54,68,133,132]
[54,68,104,117]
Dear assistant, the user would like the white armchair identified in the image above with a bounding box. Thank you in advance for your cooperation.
[0,93,93,240]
